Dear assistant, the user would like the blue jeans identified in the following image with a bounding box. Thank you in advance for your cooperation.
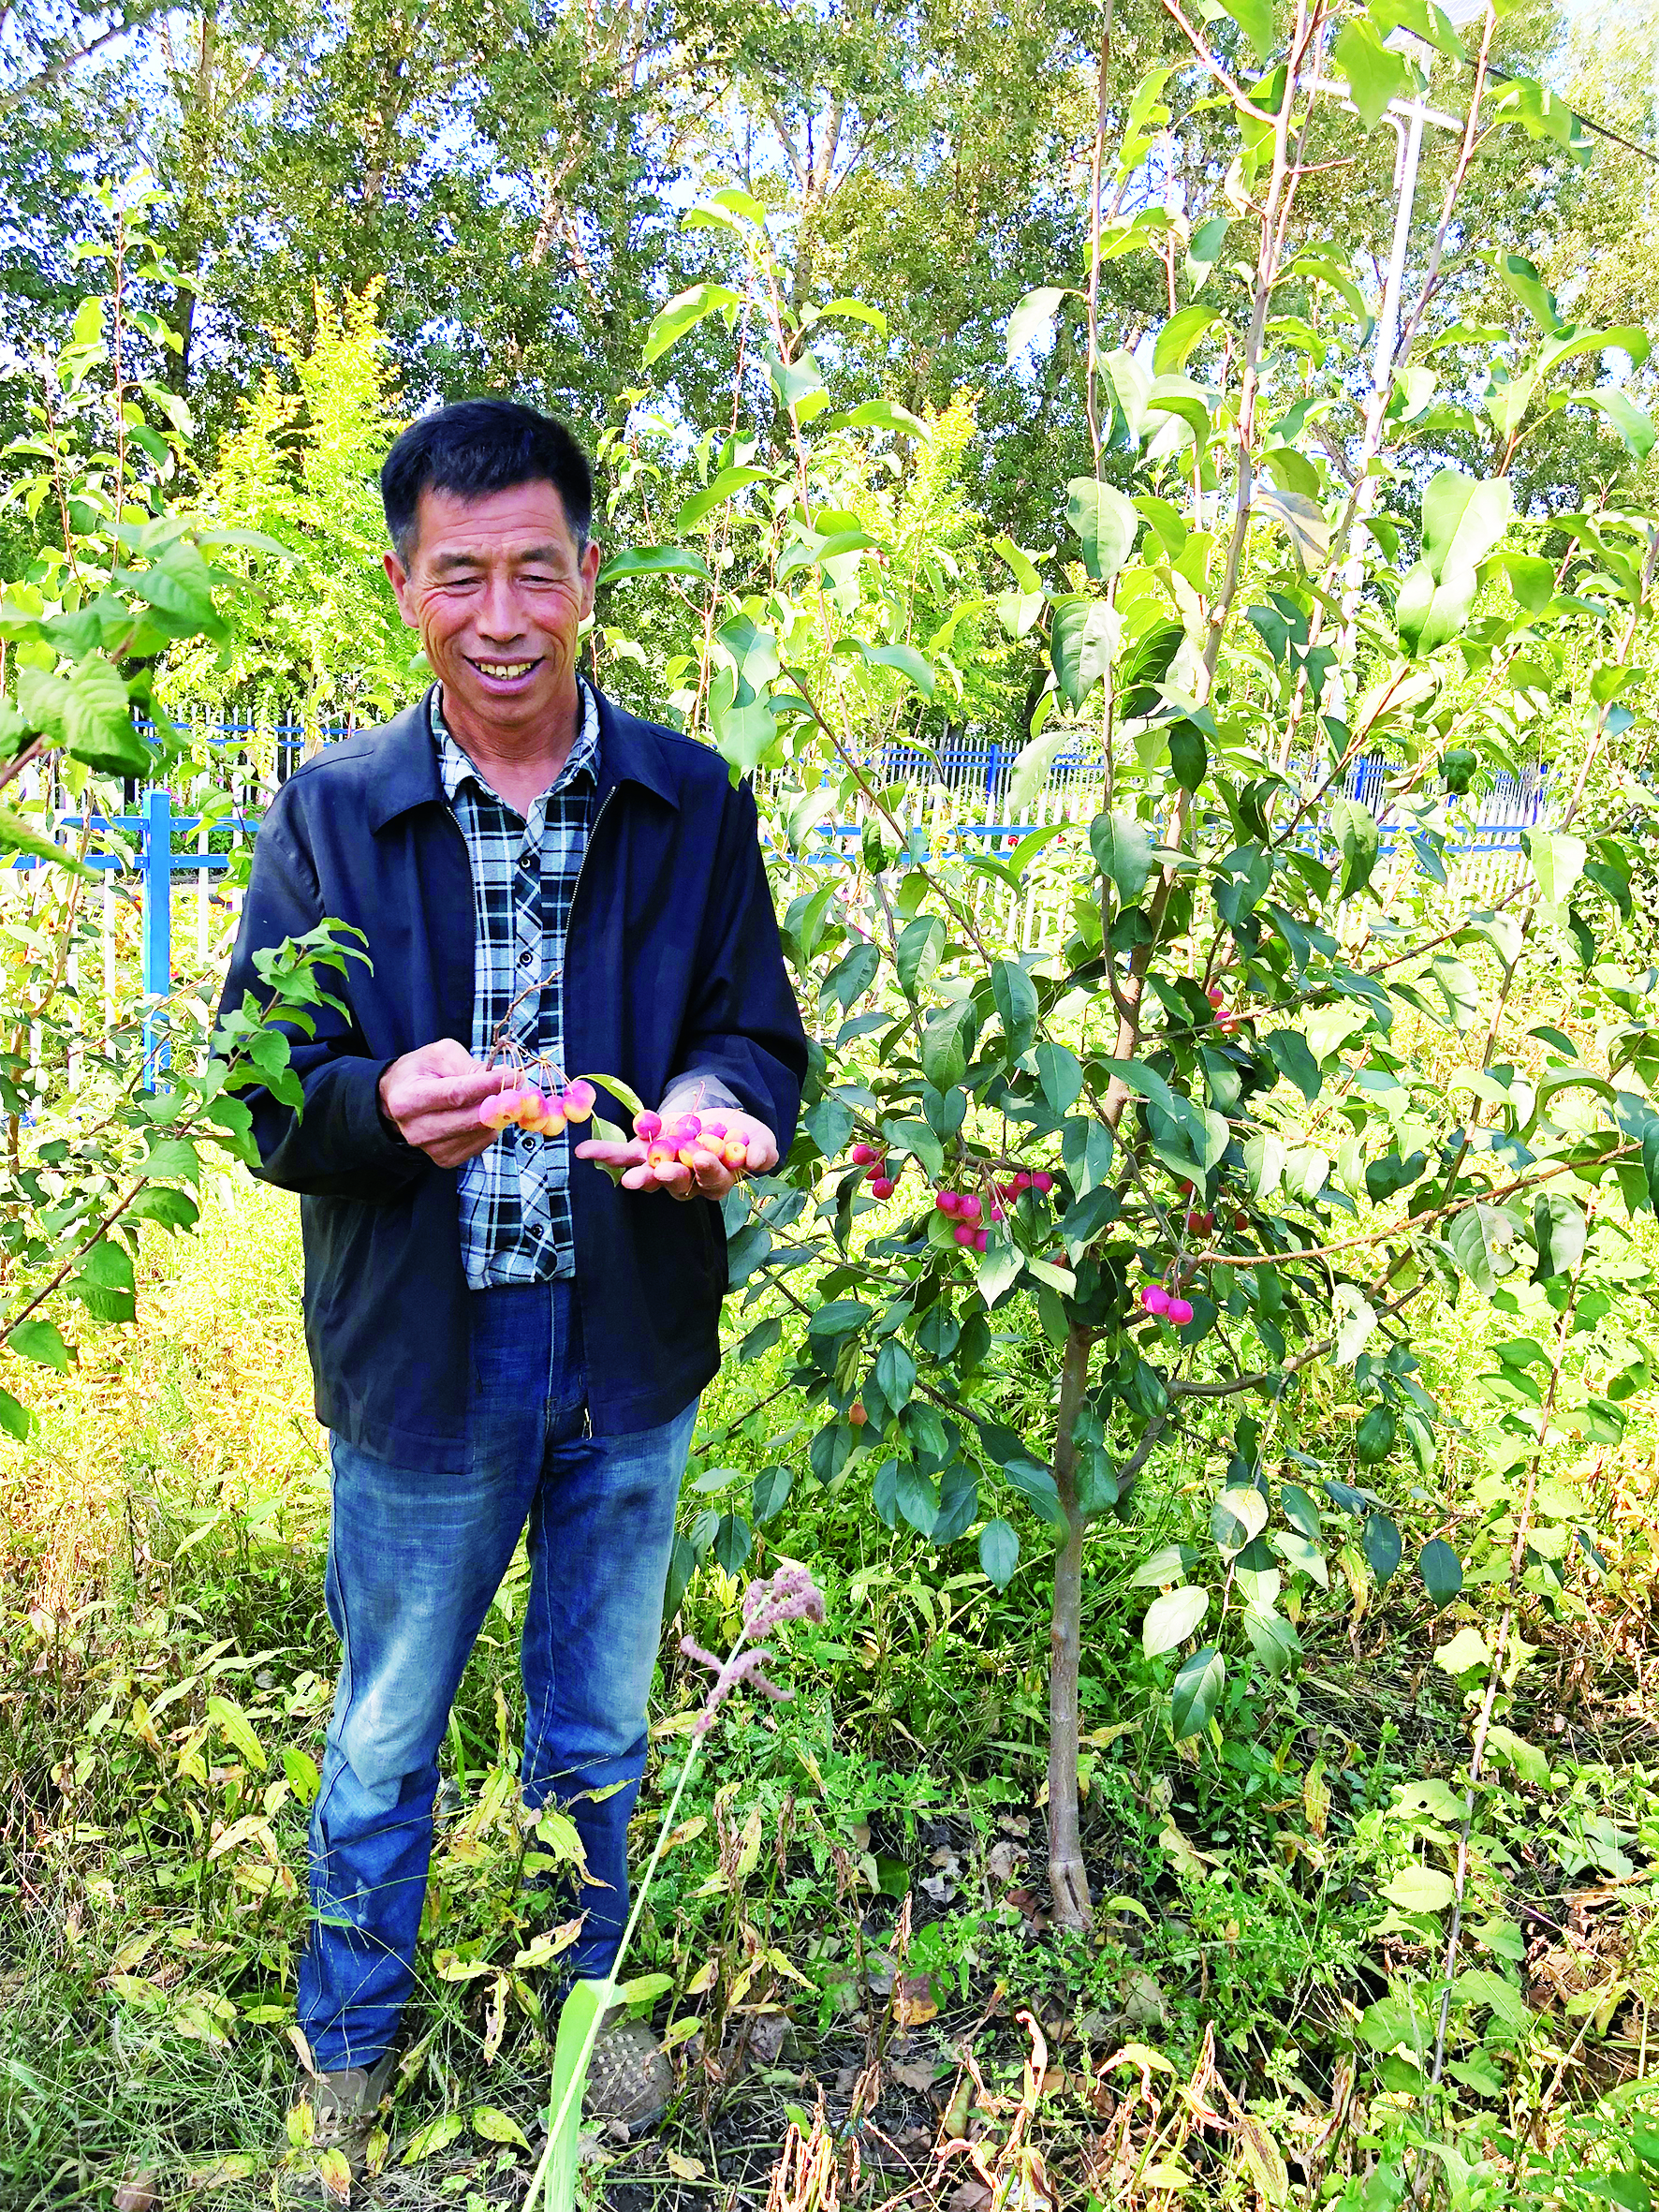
[297,1280,697,2072]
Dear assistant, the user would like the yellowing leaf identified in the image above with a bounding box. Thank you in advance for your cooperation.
[471,2105,530,2148]
[401,2111,465,2163]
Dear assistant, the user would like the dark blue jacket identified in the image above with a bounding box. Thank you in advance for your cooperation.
[218,686,807,1467]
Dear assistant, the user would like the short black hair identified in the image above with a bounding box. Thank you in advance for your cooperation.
[380,399,594,565]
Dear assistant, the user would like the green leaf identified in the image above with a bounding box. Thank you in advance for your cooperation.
[712,1512,751,1576]
[1382,1864,1457,1913]
[472,2106,530,2149]
[894,1461,938,1537]
[1006,726,1068,813]
[124,538,218,632]
[1532,1191,1586,1282]
[1446,1205,1503,1295]
[874,1339,917,1415]
[991,959,1038,1057]
[1212,1485,1269,1554]
[1264,1029,1321,1103]
[7,1318,70,1371]
[1329,796,1381,899]
[1152,305,1221,376]
[1167,719,1207,793]
[0,806,96,878]
[1219,0,1274,61]
[205,1692,267,1771]
[896,915,946,997]
[1090,811,1154,903]
[1065,477,1139,582]
[0,1385,32,1441]
[979,1518,1020,1587]
[596,545,712,584]
[920,1002,973,1091]
[1362,1512,1402,1584]
[1253,483,1329,568]
[1050,597,1118,712]
[1170,1644,1226,1739]
[751,1464,793,1523]
[402,2112,468,2164]
[67,658,149,775]
[1524,829,1586,908]
[643,283,740,362]
[1418,1538,1462,1609]
[1434,1625,1490,1676]
[1143,1584,1209,1658]
[1006,287,1068,362]
[1035,1040,1083,1114]
[1241,1607,1300,1676]
[1331,18,1412,129]
[859,641,935,698]
[1396,472,1514,656]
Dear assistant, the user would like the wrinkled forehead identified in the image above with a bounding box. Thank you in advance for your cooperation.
[411,480,585,568]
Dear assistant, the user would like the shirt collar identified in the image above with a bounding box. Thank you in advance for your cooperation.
[432,677,601,810]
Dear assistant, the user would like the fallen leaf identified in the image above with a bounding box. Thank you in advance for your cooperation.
[986,1840,1023,1882]
[665,2148,706,2180]
[893,1974,937,2027]
[947,2184,992,2211]
[889,2058,940,2091]
[472,2104,530,2148]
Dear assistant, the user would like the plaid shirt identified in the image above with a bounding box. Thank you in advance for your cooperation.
[433,682,601,1290]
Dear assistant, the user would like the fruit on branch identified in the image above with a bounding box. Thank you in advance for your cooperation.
[1140,1283,1171,1315]
[563,1080,596,1122]
[1166,1297,1194,1327]
[850,1142,881,1166]
[869,1175,896,1200]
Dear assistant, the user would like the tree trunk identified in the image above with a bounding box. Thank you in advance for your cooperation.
[1046,1320,1094,1932]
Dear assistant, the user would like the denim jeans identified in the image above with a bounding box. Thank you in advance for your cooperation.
[296,1278,697,2072]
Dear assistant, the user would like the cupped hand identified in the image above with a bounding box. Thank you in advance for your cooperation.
[575,1108,778,1202]
[378,1038,508,1168]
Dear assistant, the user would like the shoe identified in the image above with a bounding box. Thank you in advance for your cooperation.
[283,2050,396,2200]
[581,2007,671,2133]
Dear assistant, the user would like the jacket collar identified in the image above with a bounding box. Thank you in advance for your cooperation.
[366,682,681,833]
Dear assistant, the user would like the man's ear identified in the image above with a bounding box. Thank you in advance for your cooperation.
[578,536,601,621]
[384,549,419,628]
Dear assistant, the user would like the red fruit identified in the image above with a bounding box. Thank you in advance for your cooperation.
[1207,983,1224,1007]
[1141,1284,1171,1316]
[849,1402,868,1427]
[1198,1211,1215,1234]
[937,1190,961,1217]
[723,1137,748,1169]
[1180,1180,1194,1197]
[1013,1171,1033,1193]
[700,1113,728,1138]
[957,1194,982,1224]
[562,1079,596,1122]
[634,1110,662,1143]
[647,1142,677,1172]
[1032,1171,1054,1194]
[851,1142,878,1166]
[1167,1296,1195,1326]
[1234,1212,1249,1231]
[953,1222,975,1246]
[870,1175,895,1200]
[973,1228,989,1253]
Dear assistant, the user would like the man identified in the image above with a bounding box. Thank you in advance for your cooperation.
[220,398,806,2179]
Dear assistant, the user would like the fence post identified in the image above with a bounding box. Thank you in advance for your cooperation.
[141,787,171,1081]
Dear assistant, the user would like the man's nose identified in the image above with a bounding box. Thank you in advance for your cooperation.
[475,574,526,641]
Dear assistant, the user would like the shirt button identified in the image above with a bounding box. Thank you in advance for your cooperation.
[519,950,535,967]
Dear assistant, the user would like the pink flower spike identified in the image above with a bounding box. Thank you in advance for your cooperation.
[1167,1296,1195,1327]
[1140,1284,1170,1315]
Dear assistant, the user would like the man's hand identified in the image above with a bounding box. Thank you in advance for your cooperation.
[378,1040,507,1169]
[575,1106,778,1202]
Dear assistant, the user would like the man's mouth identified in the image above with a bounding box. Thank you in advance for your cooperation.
[466,656,543,686]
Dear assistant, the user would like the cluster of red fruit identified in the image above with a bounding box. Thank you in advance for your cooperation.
[1208,981,1242,1036]
[1178,1178,1250,1237]
[850,1141,898,1200]
[1140,1281,1195,1326]
[478,1075,596,1135]
[635,1108,749,1172]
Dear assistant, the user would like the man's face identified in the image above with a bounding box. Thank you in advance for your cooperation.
[384,479,601,737]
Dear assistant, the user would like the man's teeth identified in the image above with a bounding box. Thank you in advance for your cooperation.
[477,660,536,678]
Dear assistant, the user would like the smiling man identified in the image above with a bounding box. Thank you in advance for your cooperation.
[219,400,806,2183]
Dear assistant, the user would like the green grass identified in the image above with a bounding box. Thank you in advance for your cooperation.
[3,1174,1658,2208]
